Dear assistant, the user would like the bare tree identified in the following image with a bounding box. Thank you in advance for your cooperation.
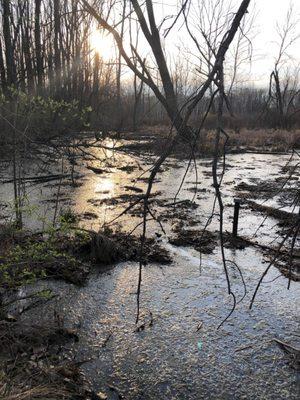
[82,0,250,132]
[269,4,300,128]
[81,0,251,322]
[35,0,43,90]
[2,0,17,87]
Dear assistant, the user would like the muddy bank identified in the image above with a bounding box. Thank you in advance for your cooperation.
[0,224,172,293]
[0,319,91,400]
[0,223,172,399]
[0,225,91,288]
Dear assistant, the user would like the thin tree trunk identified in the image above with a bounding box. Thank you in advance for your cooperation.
[54,0,61,93]
[35,0,43,90]
[116,0,126,132]
[0,37,6,88]
[2,0,17,87]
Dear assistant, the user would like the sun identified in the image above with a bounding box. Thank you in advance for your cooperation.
[90,30,116,61]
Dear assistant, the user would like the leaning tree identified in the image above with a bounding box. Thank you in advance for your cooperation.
[81,0,251,322]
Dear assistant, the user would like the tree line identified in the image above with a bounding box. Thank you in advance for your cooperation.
[0,0,120,119]
[0,0,299,133]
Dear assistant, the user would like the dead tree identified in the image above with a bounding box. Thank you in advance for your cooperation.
[269,4,300,129]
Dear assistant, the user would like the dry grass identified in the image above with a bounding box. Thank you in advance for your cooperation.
[0,320,88,400]
[1,386,71,400]
[226,129,300,151]
[125,126,300,155]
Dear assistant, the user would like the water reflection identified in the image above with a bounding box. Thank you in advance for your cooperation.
[94,178,115,196]
[3,149,299,399]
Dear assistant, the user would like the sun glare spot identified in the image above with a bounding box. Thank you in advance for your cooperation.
[90,30,115,61]
[94,179,115,196]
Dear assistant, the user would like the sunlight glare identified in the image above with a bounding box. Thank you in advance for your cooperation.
[94,179,115,196]
[90,30,115,61]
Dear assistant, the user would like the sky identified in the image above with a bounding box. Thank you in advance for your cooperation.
[250,0,300,86]
[154,0,300,87]
[91,0,300,88]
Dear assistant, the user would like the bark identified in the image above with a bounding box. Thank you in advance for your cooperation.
[35,0,43,90]
[22,2,34,92]
[2,0,17,86]
[0,37,6,87]
[53,0,61,90]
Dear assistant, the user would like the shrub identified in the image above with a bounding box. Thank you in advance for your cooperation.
[0,88,92,145]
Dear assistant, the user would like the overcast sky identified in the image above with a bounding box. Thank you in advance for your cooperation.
[96,0,300,88]
[147,0,300,87]
[251,0,300,85]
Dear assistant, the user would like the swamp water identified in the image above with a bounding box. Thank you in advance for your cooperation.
[0,143,299,399]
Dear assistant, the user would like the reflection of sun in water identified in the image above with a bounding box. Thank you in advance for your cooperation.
[95,179,115,197]
[90,30,115,61]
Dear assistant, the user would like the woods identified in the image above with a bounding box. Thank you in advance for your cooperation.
[0,0,98,97]
[0,0,299,135]
[0,1,299,399]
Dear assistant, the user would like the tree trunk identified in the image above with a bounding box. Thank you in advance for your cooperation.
[53,0,61,92]
[0,37,7,88]
[116,0,126,132]
[2,0,17,87]
[22,14,34,93]
[35,0,43,90]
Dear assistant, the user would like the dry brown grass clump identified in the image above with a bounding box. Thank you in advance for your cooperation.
[0,320,89,400]
[227,129,300,151]
[122,126,300,156]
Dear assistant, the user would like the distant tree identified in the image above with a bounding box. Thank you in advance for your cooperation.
[53,0,62,91]
[269,4,300,129]
[35,0,43,90]
[0,37,6,88]
[2,0,17,87]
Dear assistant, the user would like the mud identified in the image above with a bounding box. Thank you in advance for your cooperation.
[246,200,297,227]
[170,227,218,254]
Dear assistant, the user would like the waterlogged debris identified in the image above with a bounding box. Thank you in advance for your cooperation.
[170,228,217,254]
[91,233,124,264]
[135,323,145,332]
[253,321,267,330]
[82,211,98,220]
[197,341,203,351]
[96,392,108,400]
[196,322,203,332]
[87,165,110,174]
[124,185,143,193]
[118,164,137,173]
[235,344,253,352]
[101,332,113,348]
[273,338,300,370]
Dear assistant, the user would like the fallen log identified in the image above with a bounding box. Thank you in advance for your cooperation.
[86,166,110,174]
[2,174,68,184]
[229,235,300,259]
